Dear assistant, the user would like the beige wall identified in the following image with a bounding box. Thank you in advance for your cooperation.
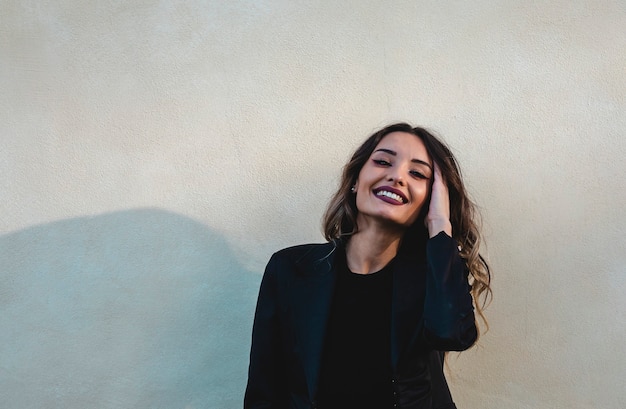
[1,1,625,408]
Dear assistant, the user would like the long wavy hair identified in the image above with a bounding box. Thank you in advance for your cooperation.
[322,123,492,336]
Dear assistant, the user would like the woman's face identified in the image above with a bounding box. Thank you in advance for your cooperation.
[354,131,433,229]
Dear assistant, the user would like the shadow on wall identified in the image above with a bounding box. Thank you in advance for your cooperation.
[0,208,260,409]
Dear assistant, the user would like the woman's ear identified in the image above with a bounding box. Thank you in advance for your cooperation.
[351,179,359,193]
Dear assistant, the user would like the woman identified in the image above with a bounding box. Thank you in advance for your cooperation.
[245,123,491,409]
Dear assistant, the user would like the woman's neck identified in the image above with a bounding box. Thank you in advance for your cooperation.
[345,224,404,275]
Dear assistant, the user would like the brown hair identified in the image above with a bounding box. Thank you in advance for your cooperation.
[322,123,492,336]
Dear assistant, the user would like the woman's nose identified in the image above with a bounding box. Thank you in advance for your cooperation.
[387,172,405,186]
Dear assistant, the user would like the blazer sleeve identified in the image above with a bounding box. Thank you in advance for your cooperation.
[422,231,477,351]
[244,254,287,409]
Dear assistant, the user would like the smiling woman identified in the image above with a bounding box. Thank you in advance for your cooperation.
[353,131,432,231]
[245,123,492,409]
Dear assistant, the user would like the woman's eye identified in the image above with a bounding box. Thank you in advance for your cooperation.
[373,159,391,166]
[410,170,428,179]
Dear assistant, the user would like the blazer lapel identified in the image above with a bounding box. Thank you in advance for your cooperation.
[391,252,427,370]
[289,242,340,399]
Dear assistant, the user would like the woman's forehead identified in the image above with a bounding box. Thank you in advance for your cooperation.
[374,132,431,162]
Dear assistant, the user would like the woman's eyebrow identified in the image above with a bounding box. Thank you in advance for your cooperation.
[374,148,432,170]
[374,148,397,156]
[411,159,433,170]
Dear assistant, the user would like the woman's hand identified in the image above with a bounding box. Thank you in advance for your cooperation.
[426,163,453,238]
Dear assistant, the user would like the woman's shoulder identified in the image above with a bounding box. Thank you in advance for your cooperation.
[263,241,341,278]
[272,241,338,263]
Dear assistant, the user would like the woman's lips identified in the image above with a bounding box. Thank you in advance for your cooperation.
[373,186,408,204]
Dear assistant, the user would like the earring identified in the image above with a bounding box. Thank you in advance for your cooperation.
[351,185,356,193]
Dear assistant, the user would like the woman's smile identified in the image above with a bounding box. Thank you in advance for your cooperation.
[373,186,408,204]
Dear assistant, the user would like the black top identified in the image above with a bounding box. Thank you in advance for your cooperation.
[316,252,395,409]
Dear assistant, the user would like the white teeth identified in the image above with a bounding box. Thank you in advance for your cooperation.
[376,190,403,203]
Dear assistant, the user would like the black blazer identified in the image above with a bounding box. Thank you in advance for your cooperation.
[245,232,477,409]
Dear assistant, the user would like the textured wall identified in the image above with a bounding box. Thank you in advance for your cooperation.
[1,1,625,408]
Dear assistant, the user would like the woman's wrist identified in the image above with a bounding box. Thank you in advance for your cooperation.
[427,218,452,238]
